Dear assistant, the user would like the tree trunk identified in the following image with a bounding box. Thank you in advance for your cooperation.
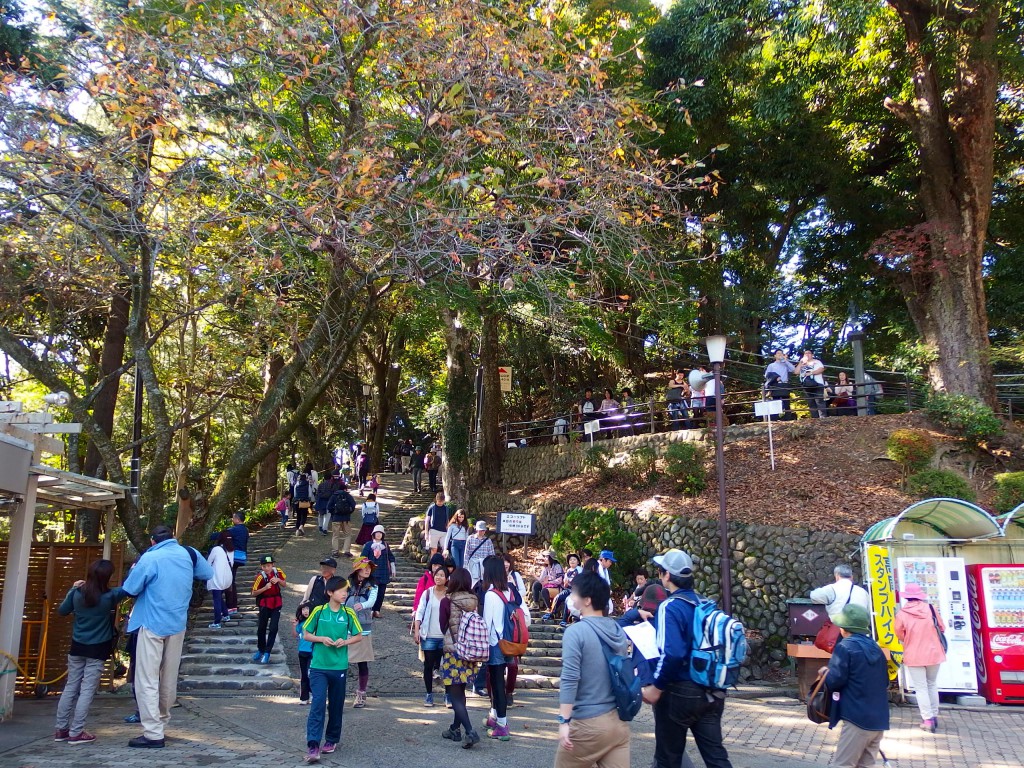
[441,309,475,506]
[255,354,286,501]
[477,309,505,485]
[884,0,999,405]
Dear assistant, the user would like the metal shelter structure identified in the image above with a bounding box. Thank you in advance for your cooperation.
[0,401,127,721]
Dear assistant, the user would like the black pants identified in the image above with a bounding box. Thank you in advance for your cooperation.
[299,651,312,701]
[427,470,439,492]
[294,504,310,530]
[488,663,508,718]
[446,683,472,734]
[257,606,281,653]
[653,680,732,768]
[225,560,242,610]
[372,583,387,612]
[422,647,443,694]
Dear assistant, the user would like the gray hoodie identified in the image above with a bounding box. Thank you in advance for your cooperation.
[559,615,630,720]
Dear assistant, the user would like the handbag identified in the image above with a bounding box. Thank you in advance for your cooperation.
[930,605,949,653]
[806,671,832,724]
[298,500,311,509]
[814,587,853,654]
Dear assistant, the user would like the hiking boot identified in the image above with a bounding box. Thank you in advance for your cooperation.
[487,724,511,741]
[462,729,480,749]
[305,746,321,763]
[442,726,462,742]
[321,742,337,754]
[68,731,96,745]
[485,714,497,729]
[54,729,70,742]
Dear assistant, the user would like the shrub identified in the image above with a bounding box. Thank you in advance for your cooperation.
[994,472,1024,513]
[550,507,646,592]
[664,441,708,496]
[581,444,616,484]
[886,429,935,475]
[622,445,660,488]
[924,390,1004,446]
[906,468,977,503]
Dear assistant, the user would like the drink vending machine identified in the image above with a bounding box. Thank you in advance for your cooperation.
[895,556,978,692]
[967,564,1024,704]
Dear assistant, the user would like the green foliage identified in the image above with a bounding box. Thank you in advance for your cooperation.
[994,472,1024,514]
[906,469,976,503]
[886,429,935,474]
[582,444,616,484]
[550,507,645,591]
[621,445,660,488]
[924,391,1004,446]
[663,441,707,496]
[251,498,280,525]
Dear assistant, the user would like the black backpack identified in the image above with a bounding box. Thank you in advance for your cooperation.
[328,490,356,519]
[316,477,337,502]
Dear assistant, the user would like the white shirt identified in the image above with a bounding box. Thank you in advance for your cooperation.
[484,588,514,645]
[553,417,568,436]
[415,587,445,639]
[206,546,234,591]
[810,579,870,619]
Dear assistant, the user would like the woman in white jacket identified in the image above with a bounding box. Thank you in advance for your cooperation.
[206,532,235,629]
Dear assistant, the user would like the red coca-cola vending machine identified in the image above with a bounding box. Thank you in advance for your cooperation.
[967,564,1024,704]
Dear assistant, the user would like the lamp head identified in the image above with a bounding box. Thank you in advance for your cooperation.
[705,335,727,364]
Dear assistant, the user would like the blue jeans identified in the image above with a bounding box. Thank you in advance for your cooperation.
[668,401,692,430]
[653,679,732,768]
[451,539,466,569]
[307,668,347,748]
[210,589,225,623]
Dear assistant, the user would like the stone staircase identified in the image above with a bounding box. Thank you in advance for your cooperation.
[386,491,564,690]
[178,522,296,693]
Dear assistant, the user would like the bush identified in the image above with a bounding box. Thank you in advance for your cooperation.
[664,441,708,496]
[582,444,616,484]
[906,469,976,503]
[994,472,1024,513]
[886,429,935,475]
[550,507,646,592]
[924,390,1004,446]
[622,445,660,488]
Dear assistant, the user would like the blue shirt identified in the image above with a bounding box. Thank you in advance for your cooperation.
[123,538,214,637]
[653,589,698,689]
[765,360,795,384]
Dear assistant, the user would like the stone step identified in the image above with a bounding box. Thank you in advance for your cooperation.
[179,663,286,677]
[514,674,560,690]
[519,657,564,671]
[177,675,294,691]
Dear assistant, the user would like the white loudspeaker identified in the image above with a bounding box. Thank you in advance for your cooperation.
[688,370,714,392]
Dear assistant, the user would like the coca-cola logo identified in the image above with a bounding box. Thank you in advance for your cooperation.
[968,570,987,685]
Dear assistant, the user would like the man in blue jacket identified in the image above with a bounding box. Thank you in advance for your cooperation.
[819,604,890,768]
[122,526,213,748]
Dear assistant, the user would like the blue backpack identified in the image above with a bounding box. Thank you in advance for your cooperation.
[677,594,748,690]
[584,623,643,721]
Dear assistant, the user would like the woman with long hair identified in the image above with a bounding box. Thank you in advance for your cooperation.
[54,559,129,744]
[443,510,470,569]
[345,557,378,708]
[413,561,449,706]
[439,567,480,748]
[206,532,234,629]
[481,556,514,741]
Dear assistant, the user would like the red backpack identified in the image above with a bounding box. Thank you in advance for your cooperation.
[494,589,529,657]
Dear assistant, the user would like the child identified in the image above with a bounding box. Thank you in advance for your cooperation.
[368,474,380,495]
[302,576,363,763]
[276,490,292,528]
[295,602,313,704]
[355,493,380,547]
[251,555,287,664]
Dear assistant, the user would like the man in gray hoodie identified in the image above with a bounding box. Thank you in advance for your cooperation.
[555,570,630,768]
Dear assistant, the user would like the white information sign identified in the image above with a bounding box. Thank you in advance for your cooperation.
[497,512,536,536]
[498,367,513,393]
[754,400,784,417]
[583,418,601,435]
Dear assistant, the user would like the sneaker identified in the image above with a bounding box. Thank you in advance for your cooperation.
[485,714,497,729]
[124,712,141,724]
[444,694,452,708]
[68,731,96,745]
[487,724,511,741]
[252,651,263,662]
[462,729,480,749]
[542,613,552,622]
[424,693,434,706]
[920,719,933,732]
[127,736,165,748]
[222,614,230,623]
[305,746,321,763]
[353,691,366,708]
[442,726,462,742]
[321,742,337,754]
[507,691,515,707]
[208,622,222,629]
[54,729,70,742]
[261,652,271,664]
[559,620,568,628]
[299,699,310,706]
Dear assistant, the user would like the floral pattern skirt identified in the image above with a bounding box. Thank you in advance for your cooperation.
[439,651,477,686]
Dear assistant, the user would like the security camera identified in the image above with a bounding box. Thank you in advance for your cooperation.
[43,391,71,407]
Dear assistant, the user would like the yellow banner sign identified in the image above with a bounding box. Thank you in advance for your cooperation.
[866,544,903,678]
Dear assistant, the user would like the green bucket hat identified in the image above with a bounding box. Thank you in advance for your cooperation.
[832,604,871,635]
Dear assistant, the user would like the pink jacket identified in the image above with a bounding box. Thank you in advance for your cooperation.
[894,600,947,667]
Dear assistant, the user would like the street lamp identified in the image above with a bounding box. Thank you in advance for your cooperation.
[705,334,731,613]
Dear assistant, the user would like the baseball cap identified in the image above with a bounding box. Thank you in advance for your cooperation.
[599,550,617,563]
[475,520,488,531]
[319,557,338,568]
[639,583,669,614]
[261,555,274,565]
[652,548,693,577]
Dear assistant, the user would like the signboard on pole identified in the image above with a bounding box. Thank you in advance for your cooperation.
[498,367,513,393]
[754,400,784,471]
[497,512,536,536]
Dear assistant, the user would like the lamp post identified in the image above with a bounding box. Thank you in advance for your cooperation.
[705,334,731,613]
[361,383,372,446]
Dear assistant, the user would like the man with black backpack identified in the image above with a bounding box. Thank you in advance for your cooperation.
[644,548,733,768]
[327,482,357,558]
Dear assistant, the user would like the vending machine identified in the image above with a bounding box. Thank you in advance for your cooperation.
[895,556,978,693]
[967,564,1024,704]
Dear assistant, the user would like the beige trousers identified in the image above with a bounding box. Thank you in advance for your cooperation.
[134,626,185,740]
[833,721,885,768]
[332,520,351,555]
[554,709,630,768]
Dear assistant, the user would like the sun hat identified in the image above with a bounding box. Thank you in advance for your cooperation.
[475,520,489,531]
[319,557,338,568]
[599,550,617,562]
[352,556,375,572]
[372,524,386,535]
[901,583,929,601]
[832,604,871,635]
[639,583,669,614]
[652,548,694,577]
[260,555,274,565]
